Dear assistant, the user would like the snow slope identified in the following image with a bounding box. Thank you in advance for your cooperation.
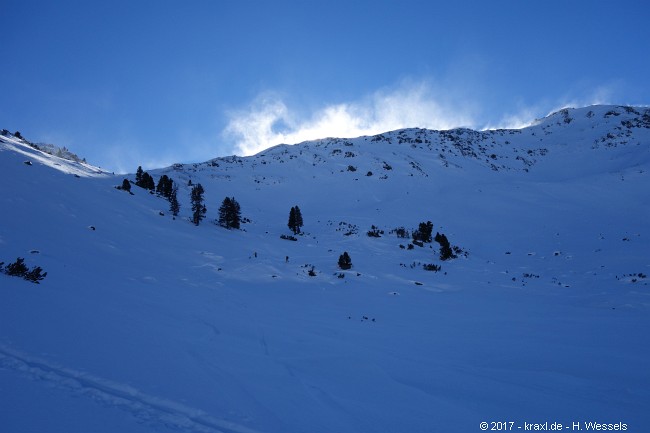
[1,105,649,433]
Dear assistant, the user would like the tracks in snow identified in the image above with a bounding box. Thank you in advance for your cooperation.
[0,345,262,433]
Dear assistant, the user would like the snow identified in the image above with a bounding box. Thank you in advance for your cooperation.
[1,105,649,432]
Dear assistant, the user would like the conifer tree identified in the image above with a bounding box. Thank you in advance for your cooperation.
[434,232,455,261]
[169,185,180,217]
[413,221,434,243]
[121,179,131,192]
[287,205,304,235]
[288,207,296,232]
[135,168,155,190]
[190,183,206,225]
[338,252,352,270]
[156,175,174,198]
[218,196,241,229]
[295,206,303,233]
[2,257,47,283]
[145,173,155,190]
[4,257,28,276]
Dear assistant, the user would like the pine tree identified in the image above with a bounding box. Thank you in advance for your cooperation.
[135,168,155,190]
[145,173,155,190]
[218,196,241,229]
[135,166,144,185]
[434,232,455,261]
[4,257,28,276]
[156,175,174,198]
[121,179,131,192]
[288,207,296,233]
[156,175,167,196]
[338,252,352,270]
[287,205,304,235]
[169,185,180,217]
[295,206,303,233]
[2,257,47,283]
[413,221,433,243]
[190,183,206,225]
[24,266,47,283]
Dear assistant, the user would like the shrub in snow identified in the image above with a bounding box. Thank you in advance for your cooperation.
[391,227,410,238]
[24,266,47,283]
[423,263,441,272]
[119,179,131,192]
[367,225,384,237]
[4,257,28,276]
[338,252,352,270]
[2,257,47,284]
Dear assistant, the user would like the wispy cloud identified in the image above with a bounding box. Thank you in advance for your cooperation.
[223,81,477,156]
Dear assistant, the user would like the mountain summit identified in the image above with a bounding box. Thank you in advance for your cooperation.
[1,105,649,433]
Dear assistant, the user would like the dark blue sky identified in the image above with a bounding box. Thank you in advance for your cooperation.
[2,0,649,172]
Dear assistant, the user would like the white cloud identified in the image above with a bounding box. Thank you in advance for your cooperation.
[223,82,477,156]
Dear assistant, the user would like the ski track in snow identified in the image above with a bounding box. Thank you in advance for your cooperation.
[0,345,263,433]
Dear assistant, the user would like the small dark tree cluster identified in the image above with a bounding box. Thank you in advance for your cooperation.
[338,252,352,270]
[423,263,441,272]
[1,258,47,284]
[218,197,241,229]
[135,166,155,190]
[156,175,174,199]
[391,227,410,238]
[288,206,304,235]
[413,221,433,243]
[434,232,456,261]
[190,183,206,225]
[367,225,384,237]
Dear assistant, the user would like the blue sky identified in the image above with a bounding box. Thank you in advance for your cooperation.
[2,0,649,172]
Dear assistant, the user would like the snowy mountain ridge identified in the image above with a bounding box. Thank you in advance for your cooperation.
[0,130,107,177]
[157,104,650,183]
[1,104,649,433]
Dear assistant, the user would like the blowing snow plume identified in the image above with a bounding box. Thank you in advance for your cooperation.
[224,82,476,155]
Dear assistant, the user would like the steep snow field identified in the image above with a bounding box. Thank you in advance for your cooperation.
[1,105,649,432]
